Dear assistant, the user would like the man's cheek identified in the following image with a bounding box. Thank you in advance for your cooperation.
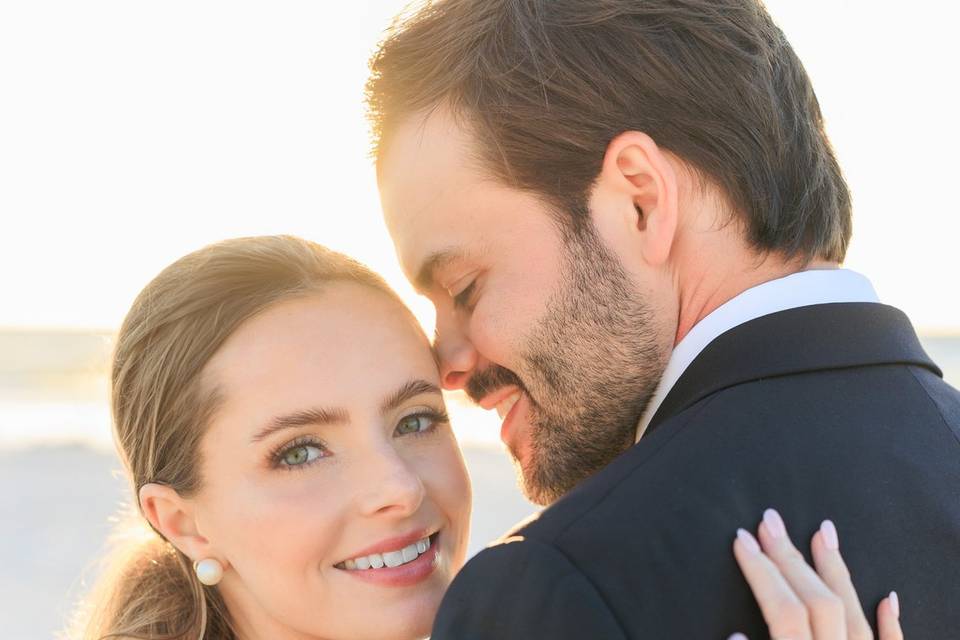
[469,304,516,367]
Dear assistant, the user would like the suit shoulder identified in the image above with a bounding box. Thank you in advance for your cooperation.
[506,393,723,544]
[431,537,627,640]
[908,365,960,446]
[497,394,722,546]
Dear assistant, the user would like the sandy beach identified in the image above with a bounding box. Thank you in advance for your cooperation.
[0,442,537,640]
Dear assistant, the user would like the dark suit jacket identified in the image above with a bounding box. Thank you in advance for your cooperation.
[432,303,960,639]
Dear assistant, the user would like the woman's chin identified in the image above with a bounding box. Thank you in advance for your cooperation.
[391,583,447,639]
[341,574,449,640]
[360,600,439,640]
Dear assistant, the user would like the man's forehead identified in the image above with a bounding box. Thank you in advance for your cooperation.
[378,108,473,198]
[378,111,484,286]
[380,178,463,288]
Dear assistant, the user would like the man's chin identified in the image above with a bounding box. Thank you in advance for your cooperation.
[502,408,575,505]
[509,424,639,506]
[505,446,542,505]
[514,469,551,507]
[510,451,568,507]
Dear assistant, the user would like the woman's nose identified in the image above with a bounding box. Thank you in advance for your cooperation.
[356,447,426,519]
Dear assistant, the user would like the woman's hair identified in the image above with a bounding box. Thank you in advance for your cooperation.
[70,236,403,639]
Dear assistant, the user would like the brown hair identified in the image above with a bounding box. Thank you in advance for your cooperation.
[69,236,401,639]
[367,0,851,262]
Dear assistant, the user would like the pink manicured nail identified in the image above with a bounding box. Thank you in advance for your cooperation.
[737,528,761,554]
[763,508,787,539]
[889,591,900,619]
[820,519,839,550]
[728,634,749,640]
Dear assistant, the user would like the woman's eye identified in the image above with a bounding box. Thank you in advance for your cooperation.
[280,444,323,467]
[396,413,439,436]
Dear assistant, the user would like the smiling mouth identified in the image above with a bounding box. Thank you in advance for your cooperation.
[495,390,522,419]
[335,533,439,571]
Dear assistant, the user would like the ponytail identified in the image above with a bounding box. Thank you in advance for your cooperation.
[68,515,233,639]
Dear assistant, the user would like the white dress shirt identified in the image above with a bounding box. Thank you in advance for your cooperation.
[635,268,881,442]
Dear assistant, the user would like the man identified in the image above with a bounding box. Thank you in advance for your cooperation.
[367,0,960,637]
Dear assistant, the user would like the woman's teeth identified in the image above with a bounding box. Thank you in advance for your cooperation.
[339,536,432,571]
[496,391,522,420]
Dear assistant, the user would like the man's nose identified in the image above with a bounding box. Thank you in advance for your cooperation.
[434,309,478,391]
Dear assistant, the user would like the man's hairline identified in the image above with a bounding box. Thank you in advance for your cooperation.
[374,104,808,271]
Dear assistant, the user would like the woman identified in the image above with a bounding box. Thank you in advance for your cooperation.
[71,236,901,639]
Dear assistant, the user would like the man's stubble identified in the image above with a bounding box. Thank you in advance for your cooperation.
[468,224,670,505]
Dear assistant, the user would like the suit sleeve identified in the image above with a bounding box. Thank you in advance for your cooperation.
[431,537,628,639]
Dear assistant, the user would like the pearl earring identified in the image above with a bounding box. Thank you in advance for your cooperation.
[193,558,224,586]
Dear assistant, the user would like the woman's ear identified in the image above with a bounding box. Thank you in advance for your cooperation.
[139,482,220,565]
[590,130,679,267]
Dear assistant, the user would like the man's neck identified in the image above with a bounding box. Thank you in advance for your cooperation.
[673,256,838,345]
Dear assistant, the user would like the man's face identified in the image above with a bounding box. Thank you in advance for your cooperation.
[380,109,669,505]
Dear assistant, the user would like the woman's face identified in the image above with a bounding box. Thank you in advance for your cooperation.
[191,283,471,640]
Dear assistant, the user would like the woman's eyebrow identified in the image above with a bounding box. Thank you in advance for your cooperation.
[250,407,349,444]
[380,379,441,414]
[249,380,440,444]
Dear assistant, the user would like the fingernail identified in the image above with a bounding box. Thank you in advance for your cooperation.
[763,508,786,539]
[728,634,749,640]
[889,590,900,619]
[820,519,839,550]
[736,528,761,554]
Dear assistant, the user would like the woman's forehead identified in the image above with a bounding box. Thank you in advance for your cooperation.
[204,288,438,407]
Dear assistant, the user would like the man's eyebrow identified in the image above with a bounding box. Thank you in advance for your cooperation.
[381,379,442,414]
[415,250,463,293]
[250,407,349,444]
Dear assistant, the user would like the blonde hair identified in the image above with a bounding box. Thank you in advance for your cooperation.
[70,236,401,639]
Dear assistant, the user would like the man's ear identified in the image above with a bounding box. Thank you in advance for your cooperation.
[139,482,220,564]
[590,130,679,267]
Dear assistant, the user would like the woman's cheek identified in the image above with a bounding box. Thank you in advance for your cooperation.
[214,473,351,627]
[230,473,343,564]
[418,433,472,564]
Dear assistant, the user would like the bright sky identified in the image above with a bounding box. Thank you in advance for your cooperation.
[1,0,957,334]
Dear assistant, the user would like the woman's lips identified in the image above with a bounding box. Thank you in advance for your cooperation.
[338,528,434,563]
[337,533,441,588]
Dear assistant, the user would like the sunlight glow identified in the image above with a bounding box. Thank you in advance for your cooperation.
[0,0,956,333]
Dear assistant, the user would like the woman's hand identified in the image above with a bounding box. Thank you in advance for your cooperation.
[731,508,902,640]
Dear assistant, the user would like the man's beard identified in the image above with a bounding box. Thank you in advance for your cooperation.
[467,225,668,505]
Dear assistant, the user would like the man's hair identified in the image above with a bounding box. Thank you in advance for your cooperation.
[367,0,852,262]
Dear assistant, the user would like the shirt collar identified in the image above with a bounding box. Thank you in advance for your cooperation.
[634,268,880,443]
